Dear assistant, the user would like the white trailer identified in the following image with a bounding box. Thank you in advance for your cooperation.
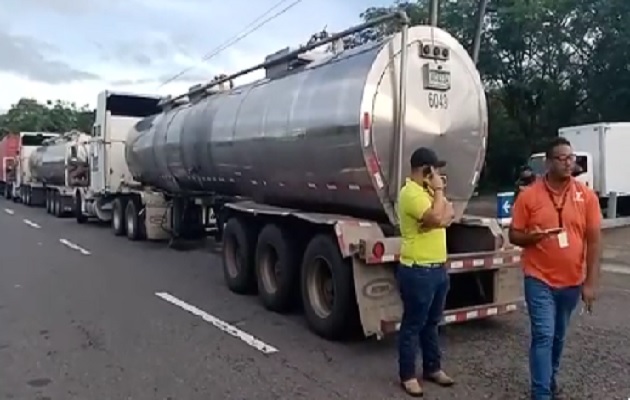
[528,122,630,216]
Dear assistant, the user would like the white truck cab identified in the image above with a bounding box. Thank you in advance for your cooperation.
[528,122,630,216]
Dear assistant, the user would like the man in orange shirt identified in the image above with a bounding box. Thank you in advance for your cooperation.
[509,137,602,400]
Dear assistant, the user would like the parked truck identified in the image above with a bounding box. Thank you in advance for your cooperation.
[0,133,19,199]
[7,131,60,203]
[528,122,630,216]
[21,130,91,216]
[20,13,524,340]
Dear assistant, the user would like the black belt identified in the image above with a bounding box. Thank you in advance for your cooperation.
[402,262,444,269]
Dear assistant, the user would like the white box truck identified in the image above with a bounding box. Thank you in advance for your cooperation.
[528,122,630,215]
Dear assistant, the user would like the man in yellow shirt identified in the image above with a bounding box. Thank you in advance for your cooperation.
[397,147,455,397]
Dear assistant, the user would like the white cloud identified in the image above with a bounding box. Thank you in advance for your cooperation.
[0,0,376,109]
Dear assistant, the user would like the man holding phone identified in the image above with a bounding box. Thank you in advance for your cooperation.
[396,147,455,397]
[509,137,602,400]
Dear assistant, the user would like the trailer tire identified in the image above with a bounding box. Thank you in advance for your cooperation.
[75,192,87,224]
[125,198,144,241]
[53,192,62,218]
[255,224,299,312]
[112,198,127,236]
[301,234,358,340]
[222,217,256,294]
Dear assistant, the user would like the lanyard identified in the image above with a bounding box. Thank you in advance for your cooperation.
[544,180,571,227]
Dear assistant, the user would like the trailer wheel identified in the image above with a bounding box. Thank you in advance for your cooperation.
[52,192,62,218]
[222,217,256,294]
[255,224,299,312]
[75,192,87,224]
[45,191,50,213]
[125,198,145,241]
[301,234,358,340]
[112,198,127,236]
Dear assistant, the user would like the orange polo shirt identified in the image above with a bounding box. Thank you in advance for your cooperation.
[511,178,601,288]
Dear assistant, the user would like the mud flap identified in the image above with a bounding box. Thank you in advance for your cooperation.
[143,191,170,241]
[352,257,402,339]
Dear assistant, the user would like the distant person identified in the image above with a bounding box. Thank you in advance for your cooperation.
[396,147,455,397]
[515,165,536,198]
[509,137,602,400]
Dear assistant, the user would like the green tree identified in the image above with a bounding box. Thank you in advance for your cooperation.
[0,98,94,138]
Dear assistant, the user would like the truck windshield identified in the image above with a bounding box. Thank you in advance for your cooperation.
[106,94,161,118]
[21,134,56,147]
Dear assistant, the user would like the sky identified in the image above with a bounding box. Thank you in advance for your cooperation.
[0,0,386,112]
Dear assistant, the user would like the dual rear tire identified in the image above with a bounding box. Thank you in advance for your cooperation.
[111,196,145,240]
[45,190,64,218]
[222,217,357,340]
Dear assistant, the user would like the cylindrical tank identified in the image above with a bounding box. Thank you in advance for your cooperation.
[126,25,487,226]
[29,131,91,186]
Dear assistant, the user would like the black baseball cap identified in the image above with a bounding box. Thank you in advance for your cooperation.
[410,147,446,169]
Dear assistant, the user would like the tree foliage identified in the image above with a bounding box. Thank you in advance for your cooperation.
[355,0,630,189]
[0,99,94,138]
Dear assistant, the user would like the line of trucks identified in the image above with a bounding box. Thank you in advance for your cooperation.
[0,13,524,341]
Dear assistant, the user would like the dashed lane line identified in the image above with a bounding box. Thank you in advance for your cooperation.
[4,208,14,215]
[603,263,630,276]
[155,291,279,355]
[59,238,91,255]
[23,219,41,228]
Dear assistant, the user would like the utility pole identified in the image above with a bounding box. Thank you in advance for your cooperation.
[429,0,438,26]
[472,0,489,65]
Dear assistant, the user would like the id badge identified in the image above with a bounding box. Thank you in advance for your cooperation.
[557,231,569,248]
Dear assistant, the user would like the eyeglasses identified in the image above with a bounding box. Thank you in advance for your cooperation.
[551,154,576,163]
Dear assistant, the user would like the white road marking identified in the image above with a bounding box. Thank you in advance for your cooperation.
[4,208,14,215]
[155,292,279,355]
[602,263,630,275]
[23,219,41,228]
[59,238,91,255]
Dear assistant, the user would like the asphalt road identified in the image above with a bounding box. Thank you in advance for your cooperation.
[1,200,630,400]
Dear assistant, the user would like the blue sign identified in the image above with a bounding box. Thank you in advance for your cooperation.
[496,191,515,221]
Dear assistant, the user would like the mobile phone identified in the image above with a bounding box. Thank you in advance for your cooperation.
[543,228,563,234]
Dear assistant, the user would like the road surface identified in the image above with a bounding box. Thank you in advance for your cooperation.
[1,200,630,400]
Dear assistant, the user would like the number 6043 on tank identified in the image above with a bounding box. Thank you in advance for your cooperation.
[423,63,450,109]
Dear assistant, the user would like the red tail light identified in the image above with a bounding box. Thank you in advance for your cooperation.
[372,241,385,258]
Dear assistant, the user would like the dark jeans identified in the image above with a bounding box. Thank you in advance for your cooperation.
[524,276,581,400]
[396,264,449,381]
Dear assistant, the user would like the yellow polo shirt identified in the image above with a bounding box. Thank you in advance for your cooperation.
[398,178,447,266]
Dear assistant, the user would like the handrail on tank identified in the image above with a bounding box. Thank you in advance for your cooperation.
[161,10,411,108]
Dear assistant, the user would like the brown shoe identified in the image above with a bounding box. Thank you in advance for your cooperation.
[401,378,424,397]
[424,370,455,387]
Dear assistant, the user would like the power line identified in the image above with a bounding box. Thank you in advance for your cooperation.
[158,0,305,88]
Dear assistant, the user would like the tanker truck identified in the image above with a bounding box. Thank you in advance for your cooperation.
[22,131,91,216]
[75,13,524,340]
[9,131,60,203]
